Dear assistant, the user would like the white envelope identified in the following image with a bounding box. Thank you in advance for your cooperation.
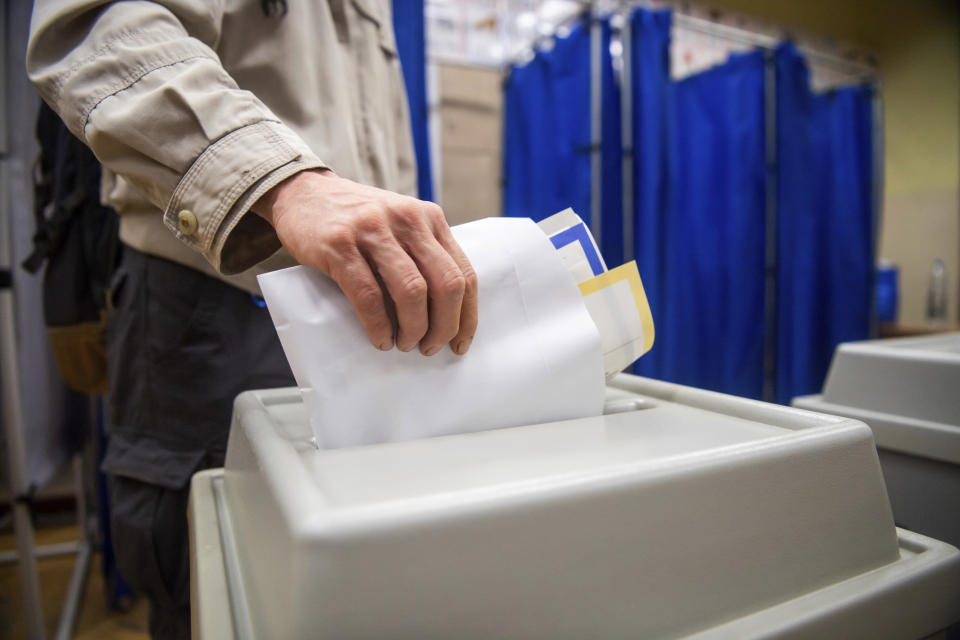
[257,217,605,449]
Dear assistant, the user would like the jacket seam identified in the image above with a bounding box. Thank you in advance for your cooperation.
[50,27,151,96]
[80,54,213,140]
[51,24,207,97]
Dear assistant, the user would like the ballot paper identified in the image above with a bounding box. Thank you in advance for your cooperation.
[536,208,654,377]
[537,208,607,284]
[578,261,655,376]
[257,217,605,449]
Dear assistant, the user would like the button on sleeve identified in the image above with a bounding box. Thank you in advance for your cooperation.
[177,209,198,235]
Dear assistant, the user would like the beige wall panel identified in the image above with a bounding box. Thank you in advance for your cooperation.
[441,151,502,225]
[437,64,503,224]
[441,104,501,154]
[439,64,502,111]
[880,188,960,324]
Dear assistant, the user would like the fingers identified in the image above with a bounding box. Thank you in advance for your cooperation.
[428,217,478,355]
[363,239,429,352]
[407,234,466,355]
[328,250,395,351]
[362,200,477,356]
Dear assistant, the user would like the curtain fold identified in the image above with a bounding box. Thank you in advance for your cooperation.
[662,51,767,397]
[503,22,593,223]
[393,1,434,201]
[629,9,672,379]
[503,13,874,403]
[774,43,874,404]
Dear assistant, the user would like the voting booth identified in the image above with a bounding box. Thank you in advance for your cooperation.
[794,333,960,550]
[189,375,960,639]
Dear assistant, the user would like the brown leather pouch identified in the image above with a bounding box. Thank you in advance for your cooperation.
[46,315,109,394]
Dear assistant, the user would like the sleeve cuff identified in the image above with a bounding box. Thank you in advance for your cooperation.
[163,120,326,273]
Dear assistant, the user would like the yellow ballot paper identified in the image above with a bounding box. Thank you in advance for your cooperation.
[578,261,655,377]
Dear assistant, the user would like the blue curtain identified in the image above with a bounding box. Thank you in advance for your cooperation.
[774,43,874,404]
[502,19,620,257]
[503,23,592,223]
[661,51,767,397]
[630,9,672,379]
[393,1,433,201]
[502,12,874,403]
[629,9,766,398]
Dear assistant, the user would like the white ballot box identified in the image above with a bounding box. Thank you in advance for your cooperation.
[190,375,960,640]
[794,333,960,550]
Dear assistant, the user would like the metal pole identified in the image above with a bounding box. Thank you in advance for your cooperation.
[762,49,778,403]
[53,537,91,640]
[53,452,93,640]
[673,13,875,80]
[870,80,885,337]
[0,4,45,634]
[589,4,603,247]
[0,217,47,640]
[0,542,82,564]
[620,5,634,262]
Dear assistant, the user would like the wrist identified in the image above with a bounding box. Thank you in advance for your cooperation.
[252,168,334,226]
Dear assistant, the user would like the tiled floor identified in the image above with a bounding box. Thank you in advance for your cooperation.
[0,522,148,640]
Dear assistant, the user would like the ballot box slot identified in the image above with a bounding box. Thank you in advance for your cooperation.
[603,398,657,414]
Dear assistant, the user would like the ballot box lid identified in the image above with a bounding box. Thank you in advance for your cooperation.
[794,333,960,464]
[208,375,960,639]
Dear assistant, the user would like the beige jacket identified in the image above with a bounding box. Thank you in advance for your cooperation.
[27,0,417,294]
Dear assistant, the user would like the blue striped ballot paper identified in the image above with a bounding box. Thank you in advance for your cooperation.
[537,208,607,284]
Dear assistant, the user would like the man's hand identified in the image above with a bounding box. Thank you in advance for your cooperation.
[253,169,477,356]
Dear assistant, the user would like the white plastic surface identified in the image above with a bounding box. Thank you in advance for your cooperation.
[189,375,960,638]
[793,333,960,548]
[192,466,960,640]
[806,333,960,461]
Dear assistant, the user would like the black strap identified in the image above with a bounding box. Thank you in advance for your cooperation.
[0,269,11,290]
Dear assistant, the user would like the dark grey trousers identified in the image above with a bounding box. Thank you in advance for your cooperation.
[104,247,294,639]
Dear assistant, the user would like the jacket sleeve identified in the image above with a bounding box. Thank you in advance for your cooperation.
[26,0,326,274]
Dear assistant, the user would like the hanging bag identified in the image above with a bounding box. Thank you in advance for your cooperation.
[22,102,120,394]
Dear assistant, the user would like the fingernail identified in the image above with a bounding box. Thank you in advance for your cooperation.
[379,340,393,351]
[423,345,441,356]
[454,337,473,355]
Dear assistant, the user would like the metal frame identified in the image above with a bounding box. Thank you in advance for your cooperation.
[0,313,95,640]
[1,4,96,636]
[0,225,46,640]
[619,5,634,263]
[762,49,779,403]
[0,7,45,623]
[672,13,876,82]
[589,3,603,246]
[870,79,885,338]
